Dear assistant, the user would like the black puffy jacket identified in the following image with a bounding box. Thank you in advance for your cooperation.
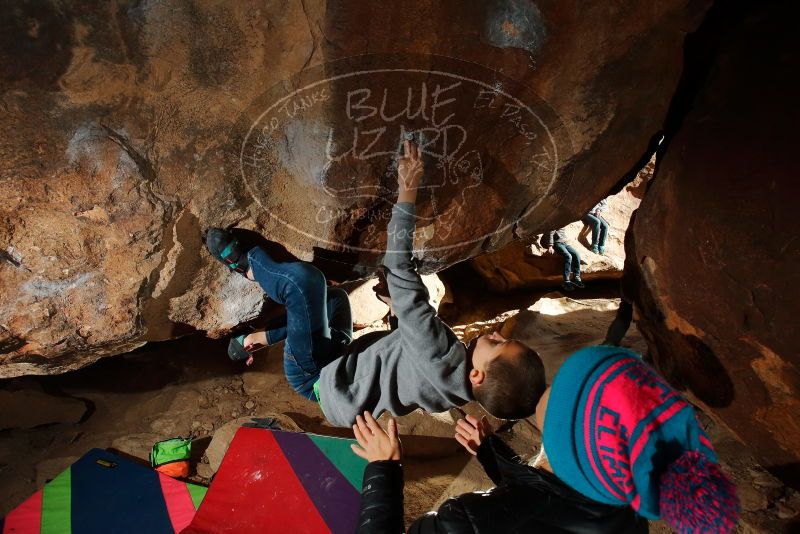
[357,436,648,534]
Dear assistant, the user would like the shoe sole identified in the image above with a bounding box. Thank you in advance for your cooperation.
[205,228,249,275]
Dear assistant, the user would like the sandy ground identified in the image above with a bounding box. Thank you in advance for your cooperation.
[1,276,797,532]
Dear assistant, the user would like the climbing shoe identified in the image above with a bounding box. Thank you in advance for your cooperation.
[228,334,251,362]
[204,227,251,276]
[561,281,575,291]
[227,332,268,362]
[592,245,600,254]
[599,246,605,255]
[572,277,586,289]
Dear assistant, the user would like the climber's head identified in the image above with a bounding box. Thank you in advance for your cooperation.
[470,331,546,420]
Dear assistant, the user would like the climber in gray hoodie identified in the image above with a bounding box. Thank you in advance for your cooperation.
[204,140,546,427]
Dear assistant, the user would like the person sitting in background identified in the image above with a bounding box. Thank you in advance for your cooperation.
[353,346,739,534]
[543,227,584,291]
[583,198,610,254]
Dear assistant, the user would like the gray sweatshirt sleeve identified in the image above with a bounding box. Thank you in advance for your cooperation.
[382,203,453,360]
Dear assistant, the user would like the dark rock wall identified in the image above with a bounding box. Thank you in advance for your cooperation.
[628,0,800,486]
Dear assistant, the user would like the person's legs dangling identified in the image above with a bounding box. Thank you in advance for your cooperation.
[564,243,584,288]
[553,242,574,290]
[583,213,601,252]
[565,243,581,278]
[553,243,571,281]
[598,216,610,253]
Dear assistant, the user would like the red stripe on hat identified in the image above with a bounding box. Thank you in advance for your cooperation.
[583,359,633,501]
[158,474,196,533]
[3,489,43,533]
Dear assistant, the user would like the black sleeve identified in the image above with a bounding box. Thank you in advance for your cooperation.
[475,435,520,485]
[357,460,405,534]
[542,231,554,247]
[407,497,475,534]
[360,461,476,534]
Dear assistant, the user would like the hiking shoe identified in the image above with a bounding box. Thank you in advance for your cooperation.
[592,245,600,254]
[561,281,575,291]
[204,227,251,276]
[572,277,586,289]
[598,246,605,255]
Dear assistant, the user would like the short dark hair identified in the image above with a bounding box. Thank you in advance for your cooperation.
[474,345,546,420]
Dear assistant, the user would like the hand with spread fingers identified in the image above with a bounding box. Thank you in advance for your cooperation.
[397,139,424,204]
[455,414,492,455]
[351,411,402,462]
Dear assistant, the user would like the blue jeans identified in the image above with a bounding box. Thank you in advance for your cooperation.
[554,242,581,281]
[248,247,353,400]
[582,213,609,248]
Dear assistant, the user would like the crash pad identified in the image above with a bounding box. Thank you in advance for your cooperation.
[1,448,207,534]
[183,427,367,534]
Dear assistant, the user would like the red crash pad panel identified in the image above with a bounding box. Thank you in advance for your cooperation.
[184,427,367,534]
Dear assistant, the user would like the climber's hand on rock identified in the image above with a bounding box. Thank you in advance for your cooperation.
[547,246,554,254]
[397,139,423,204]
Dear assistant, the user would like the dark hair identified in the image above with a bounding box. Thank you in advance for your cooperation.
[474,345,546,420]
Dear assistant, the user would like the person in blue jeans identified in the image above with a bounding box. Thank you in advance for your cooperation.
[203,140,547,427]
[221,251,354,400]
[582,198,609,254]
[542,228,584,291]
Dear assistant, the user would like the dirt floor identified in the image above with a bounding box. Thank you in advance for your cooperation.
[1,273,798,532]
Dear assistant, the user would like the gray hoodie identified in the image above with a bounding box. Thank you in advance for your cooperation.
[589,198,608,215]
[542,227,568,246]
[317,203,472,427]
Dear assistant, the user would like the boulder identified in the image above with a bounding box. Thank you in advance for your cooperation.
[109,433,164,463]
[626,2,800,487]
[470,166,650,291]
[0,388,86,430]
[0,0,709,375]
[347,273,446,328]
[487,293,646,381]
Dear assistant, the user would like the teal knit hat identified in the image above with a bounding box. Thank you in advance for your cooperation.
[543,346,738,533]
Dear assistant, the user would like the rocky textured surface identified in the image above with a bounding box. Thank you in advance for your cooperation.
[626,2,800,488]
[0,387,86,430]
[346,273,446,328]
[502,294,647,379]
[0,0,708,375]
[470,166,650,291]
